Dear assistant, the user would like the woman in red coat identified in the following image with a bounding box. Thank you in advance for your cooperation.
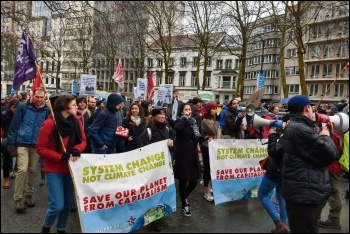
[37,94,86,233]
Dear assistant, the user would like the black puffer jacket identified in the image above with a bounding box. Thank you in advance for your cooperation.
[278,114,339,204]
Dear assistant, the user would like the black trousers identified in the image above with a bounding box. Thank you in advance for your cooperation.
[286,200,319,233]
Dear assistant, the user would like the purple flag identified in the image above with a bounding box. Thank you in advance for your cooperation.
[13,30,37,89]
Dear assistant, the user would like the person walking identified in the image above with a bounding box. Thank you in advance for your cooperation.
[7,87,50,213]
[88,93,124,154]
[200,101,221,202]
[138,108,174,231]
[37,94,86,233]
[173,103,208,217]
[258,113,291,233]
[1,99,20,189]
[277,95,339,233]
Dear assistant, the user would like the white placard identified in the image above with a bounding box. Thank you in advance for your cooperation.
[79,74,97,95]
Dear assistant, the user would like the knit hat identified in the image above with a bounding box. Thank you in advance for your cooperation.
[205,102,217,111]
[151,108,162,116]
[76,96,87,103]
[8,99,20,108]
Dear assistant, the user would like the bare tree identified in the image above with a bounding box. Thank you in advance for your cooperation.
[145,1,185,84]
[185,1,226,90]
[221,1,267,98]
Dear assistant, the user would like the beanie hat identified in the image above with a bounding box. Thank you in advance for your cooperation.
[76,96,87,103]
[151,108,162,116]
[205,102,217,111]
[8,99,20,108]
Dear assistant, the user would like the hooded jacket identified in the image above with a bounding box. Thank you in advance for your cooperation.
[88,93,124,149]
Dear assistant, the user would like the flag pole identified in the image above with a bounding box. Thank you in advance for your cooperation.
[315,65,347,110]
[35,62,66,152]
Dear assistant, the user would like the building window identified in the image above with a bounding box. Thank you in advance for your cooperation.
[323,43,333,58]
[215,94,220,103]
[168,75,173,84]
[287,48,298,58]
[286,67,299,75]
[156,76,162,86]
[180,57,186,67]
[225,59,232,69]
[222,76,232,88]
[309,84,318,96]
[207,57,211,67]
[235,59,240,69]
[157,58,162,68]
[179,72,186,86]
[216,60,223,69]
[191,72,196,86]
[148,58,153,68]
[265,85,278,94]
[312,26,322,39]
[224,95,229,104]
[205,72,211,86]
[244,86,256,94]
[169,58,174,66]
[321,83,331,97]
[310,65,320,79]
[323,64,332,77]
[311,45,321,59]
[336,63,347,78]
[337,42,348,57]
[193,57,198,67]
[287,84,299,93]
[334,83,344,97]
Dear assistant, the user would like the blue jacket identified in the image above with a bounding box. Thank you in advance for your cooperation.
[219,105,229,129]
[7,101,49,147]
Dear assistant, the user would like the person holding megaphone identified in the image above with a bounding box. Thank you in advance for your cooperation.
[275,95,340,233]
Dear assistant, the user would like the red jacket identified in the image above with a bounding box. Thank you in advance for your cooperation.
[327,132,343,173]
[36,115,87,174]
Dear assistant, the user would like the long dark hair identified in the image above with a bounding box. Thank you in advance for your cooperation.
[125,103,146,126]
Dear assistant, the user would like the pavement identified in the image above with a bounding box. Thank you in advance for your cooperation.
[1,163,349,233]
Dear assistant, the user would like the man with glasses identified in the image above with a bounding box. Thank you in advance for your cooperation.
[7,87,50,213]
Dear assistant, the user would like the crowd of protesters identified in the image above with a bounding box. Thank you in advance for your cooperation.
[1,89,349,233]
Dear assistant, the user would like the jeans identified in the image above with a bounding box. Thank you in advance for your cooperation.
[258,175,288,224]
[43,173,75,231]
[13,146,40,200]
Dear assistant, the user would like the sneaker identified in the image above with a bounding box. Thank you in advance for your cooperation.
[182,205,191,217]
[185,198,190,209]
[204,192,214,202]
[318,219,340,229]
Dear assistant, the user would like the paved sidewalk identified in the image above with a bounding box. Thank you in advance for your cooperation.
[1,164,349,233]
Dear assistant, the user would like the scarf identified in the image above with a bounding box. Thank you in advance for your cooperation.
[188,117,202,140]
[131,115,141,126]
[53,110,82,152]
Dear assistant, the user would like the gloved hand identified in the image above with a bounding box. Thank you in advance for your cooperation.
[61,152,71,161]
[7,144,18,157]
[71,149,81,157]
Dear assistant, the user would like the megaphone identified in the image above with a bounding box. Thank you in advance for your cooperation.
[237,104,255,116]
[252,114,286,129]
[313,112,349,134]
